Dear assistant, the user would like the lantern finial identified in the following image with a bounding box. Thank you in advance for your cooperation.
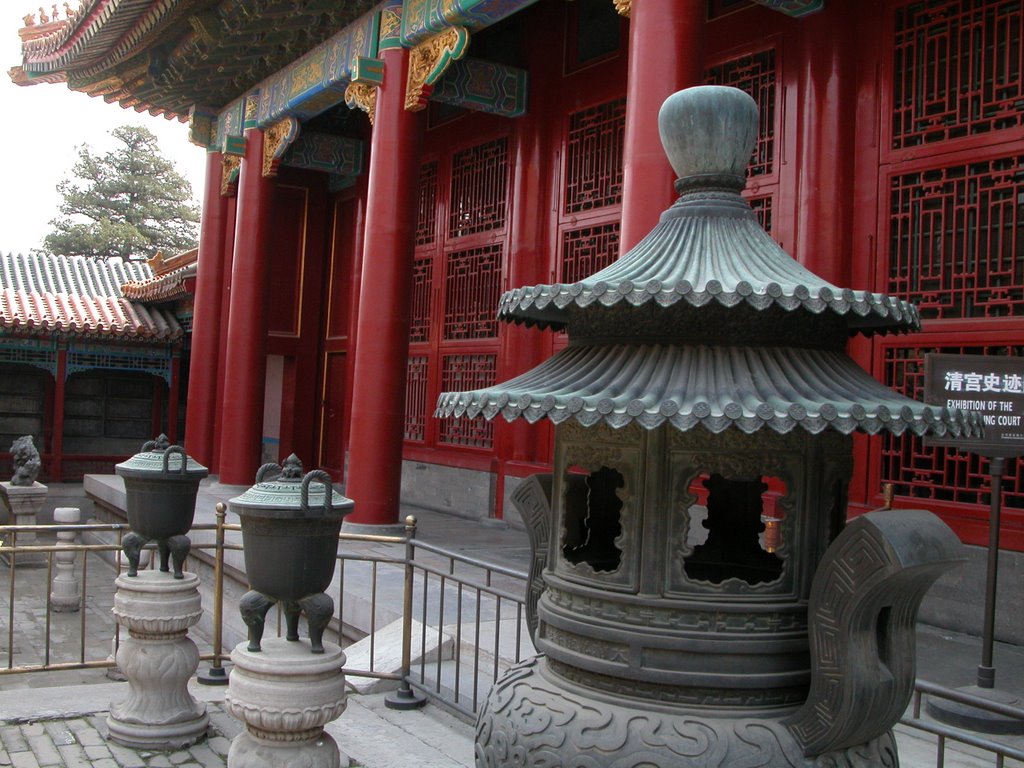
[658,85,757,187]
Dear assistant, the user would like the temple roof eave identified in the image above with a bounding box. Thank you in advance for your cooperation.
[434,343,984,439]
[497,205,921,336]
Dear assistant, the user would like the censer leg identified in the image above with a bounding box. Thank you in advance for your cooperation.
[122,533,148,577]
[282,601,302,641]
[240,591,275,652]
[166,535,191,579]
[299,593,334,654]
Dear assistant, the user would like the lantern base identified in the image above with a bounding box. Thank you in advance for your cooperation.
[476,656,900,767]
[224,639,349,768]
[107,571,208,749]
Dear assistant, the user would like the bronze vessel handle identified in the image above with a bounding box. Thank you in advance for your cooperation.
[162,445,188,475]
[301,470,333,517]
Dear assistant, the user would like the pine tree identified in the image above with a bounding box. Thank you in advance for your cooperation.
[43,125,200,260]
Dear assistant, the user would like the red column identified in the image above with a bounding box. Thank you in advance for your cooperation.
[794,3,856,285]
[51,346,66,482]
[619,0,705,253]
[344,46,425,527]
[184,151,228,466]
[218,128,274,485]
[212,197,238,474]
[167,350,181,444]
[498,11,560,477]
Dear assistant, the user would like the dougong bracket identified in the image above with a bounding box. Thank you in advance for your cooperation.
[262,117,301,178]
[405,26,469,111]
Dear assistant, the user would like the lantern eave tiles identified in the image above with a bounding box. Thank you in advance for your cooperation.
[437,85,982,441]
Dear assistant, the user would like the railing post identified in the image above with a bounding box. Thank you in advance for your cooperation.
[198,502,229,685]
[385,514,426,710]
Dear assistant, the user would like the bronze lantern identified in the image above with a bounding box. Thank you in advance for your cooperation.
[438,86,981,767]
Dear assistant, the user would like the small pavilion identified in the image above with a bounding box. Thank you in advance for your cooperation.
[0,250,195,481]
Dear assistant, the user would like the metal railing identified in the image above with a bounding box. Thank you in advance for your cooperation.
[3,516,1023,766]
[405,538,532,718]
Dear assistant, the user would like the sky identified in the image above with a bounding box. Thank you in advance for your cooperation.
[0,9,208,256]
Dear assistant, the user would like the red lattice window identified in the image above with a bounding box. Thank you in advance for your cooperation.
[416,161,439,246]
[438,354,496,448]
[448,138,509,238]
[404,355,430,442]
[887,155,1024,319]
[892,0,1024,151]
[564,98,626,214]
[443,245,503,340]
[749,195,773,235]
[560,223,621,283]
[410,256,434,343]
[881,343,1024,506]
[705,49,776,177]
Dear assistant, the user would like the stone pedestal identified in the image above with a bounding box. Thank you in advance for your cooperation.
[225,638,348,768]
[0,481,47,567]
[50,506,81,611]
[107,571,209,748]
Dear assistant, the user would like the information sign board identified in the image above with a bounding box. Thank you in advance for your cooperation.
[924,353,1024,458]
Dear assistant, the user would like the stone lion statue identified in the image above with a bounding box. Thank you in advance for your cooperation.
[10,436,41,486]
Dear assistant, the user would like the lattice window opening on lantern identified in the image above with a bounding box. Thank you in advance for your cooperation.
[561,465,625,573]
[891,0,1024,151]
[682,473,786,586]
[886,155,1024,320]
[564,98,626,215]
[881,343,1024,508]
[705,47,777,178]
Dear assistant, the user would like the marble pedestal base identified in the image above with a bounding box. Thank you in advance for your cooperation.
[225,638,348,768]
[476,657,899,767]
[0,482,47,566]
[107,571,209,748]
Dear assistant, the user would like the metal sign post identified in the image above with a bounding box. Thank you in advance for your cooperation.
[924,353,1024,734]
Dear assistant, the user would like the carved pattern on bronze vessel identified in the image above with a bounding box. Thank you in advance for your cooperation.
[476,657,898,765]
[544,586,807,633]
[545,657,810,708]
[542,625,629,662]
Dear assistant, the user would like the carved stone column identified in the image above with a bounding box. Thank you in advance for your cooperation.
[225,638,348,768]
[107,571,208,748]
[50,506,81,611]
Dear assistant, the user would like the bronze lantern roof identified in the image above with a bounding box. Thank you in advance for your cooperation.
[436,85,983,439]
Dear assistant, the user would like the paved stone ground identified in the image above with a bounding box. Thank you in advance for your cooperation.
[0,710,236,768]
